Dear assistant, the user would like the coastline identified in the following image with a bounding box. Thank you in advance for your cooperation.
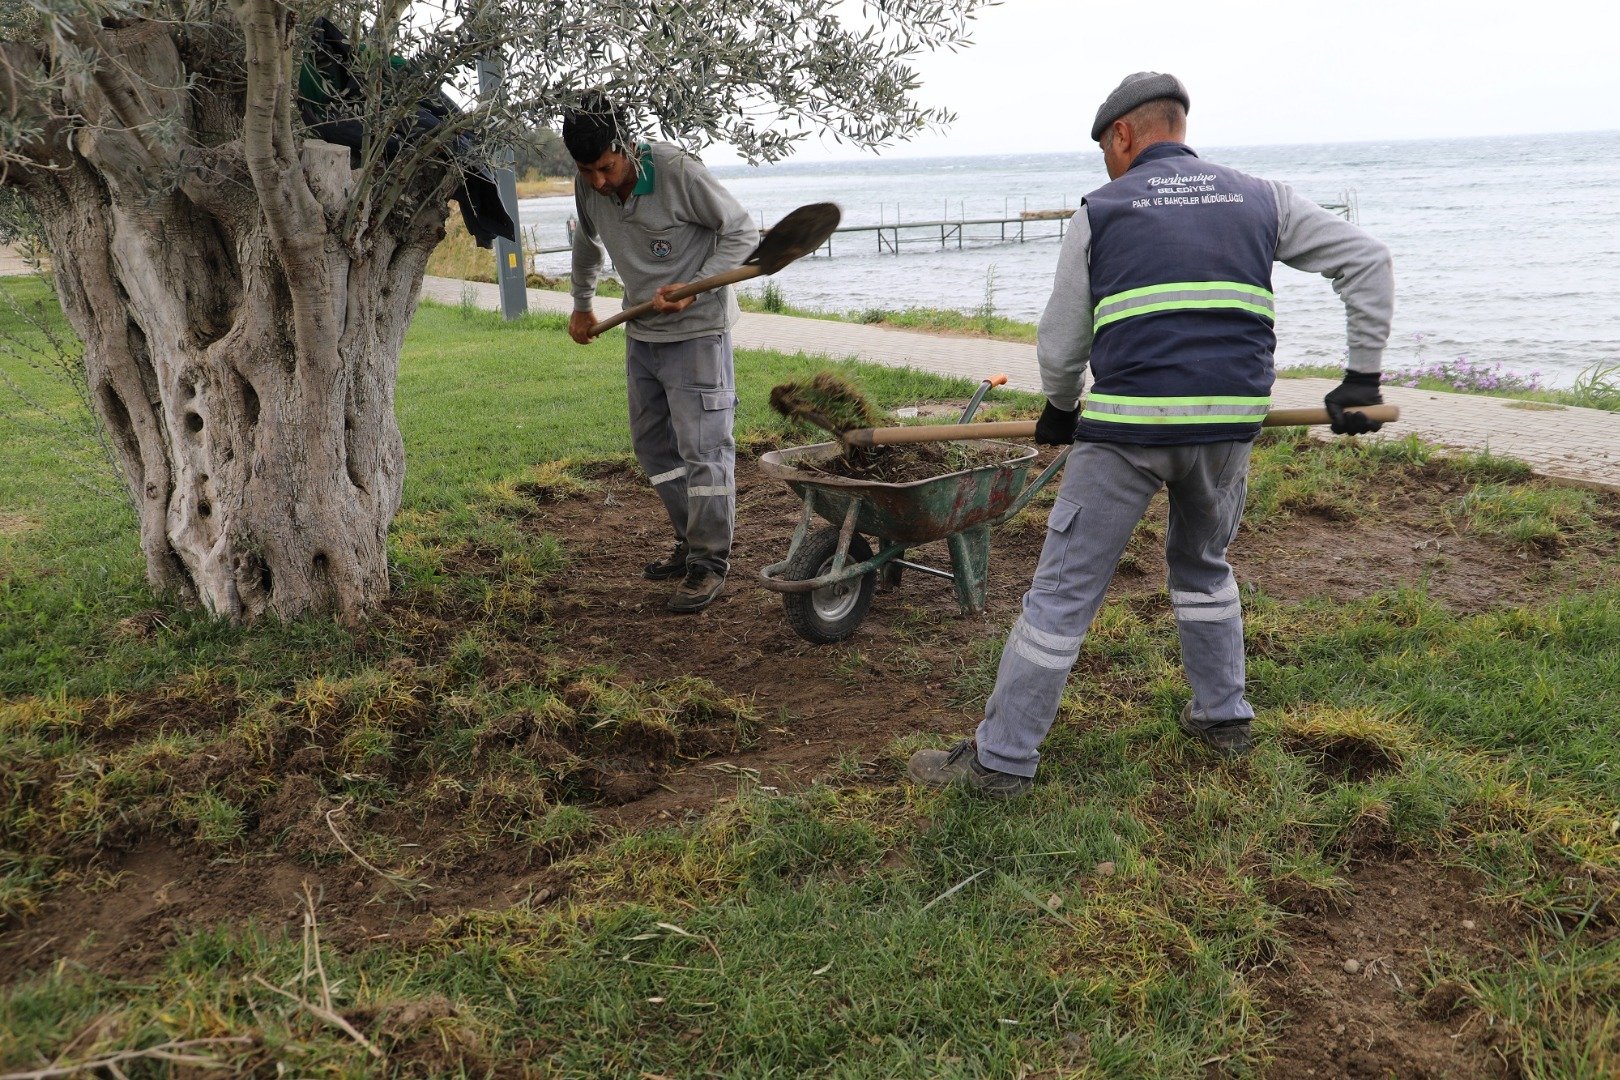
[7,232,1610,414]
[513,176,572,199]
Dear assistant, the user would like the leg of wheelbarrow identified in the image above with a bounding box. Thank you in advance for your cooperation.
[784,497,816,561]
[879,554,905,591]
[830,498,861,572]
[946,523,993,615]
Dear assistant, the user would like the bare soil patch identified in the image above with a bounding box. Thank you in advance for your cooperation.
[1259,859,1518,1079]
[4,446,1614,1037]
[526,452,1614,830]
[0,511,39,537]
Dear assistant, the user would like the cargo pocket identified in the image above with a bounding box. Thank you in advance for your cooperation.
[1031,496,1082,592]
[698,388,736,454]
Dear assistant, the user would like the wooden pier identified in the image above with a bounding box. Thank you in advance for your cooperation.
[530,192,1356,262]
[800,190,1355,257]
[819,210,1075,256]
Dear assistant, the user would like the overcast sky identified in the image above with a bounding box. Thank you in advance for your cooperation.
[705,0,1617,165]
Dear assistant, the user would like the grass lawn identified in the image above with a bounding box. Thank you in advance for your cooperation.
[2,274,1618,1077]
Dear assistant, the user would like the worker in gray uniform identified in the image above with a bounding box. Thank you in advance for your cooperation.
[910,72,1395,796]
[564,95,756,613]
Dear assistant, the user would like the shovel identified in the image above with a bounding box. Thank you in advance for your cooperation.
[586,202,842,337]
[838,403,1402,446]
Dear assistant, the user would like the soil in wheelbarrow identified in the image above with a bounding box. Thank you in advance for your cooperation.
[800,440,1015,484]
[769,374,1014,482]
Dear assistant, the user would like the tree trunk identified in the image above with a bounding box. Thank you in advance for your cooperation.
[7,18,449,623]
[34,140,440,622]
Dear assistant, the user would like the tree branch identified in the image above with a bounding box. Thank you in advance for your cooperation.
[234,0,337,356]
[235,0,321,255]
[0,42,60,179]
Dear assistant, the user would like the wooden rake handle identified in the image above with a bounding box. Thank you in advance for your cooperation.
[840,404,1402,446]
[587,265,765,336]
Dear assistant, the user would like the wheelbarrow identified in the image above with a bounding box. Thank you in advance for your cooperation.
[757,378,1400,644]
[758,378,1069,643]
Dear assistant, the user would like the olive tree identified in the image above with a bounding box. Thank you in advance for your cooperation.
[0,0,986,623]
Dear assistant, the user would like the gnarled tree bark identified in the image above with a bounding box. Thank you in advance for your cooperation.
[3,0,989,625]
[3,11,449,623]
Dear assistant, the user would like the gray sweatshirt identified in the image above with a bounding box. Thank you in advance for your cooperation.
[571,141,757,342]
[1037,176,1395,410]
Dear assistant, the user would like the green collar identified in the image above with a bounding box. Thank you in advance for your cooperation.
[631,142,656,196]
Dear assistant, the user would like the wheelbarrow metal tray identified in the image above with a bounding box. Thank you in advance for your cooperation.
[758,440,1040,545]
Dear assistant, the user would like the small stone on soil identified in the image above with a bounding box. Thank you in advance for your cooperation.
[1342,958,1362,975]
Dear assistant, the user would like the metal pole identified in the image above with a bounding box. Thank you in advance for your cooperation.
[477,56,527,320]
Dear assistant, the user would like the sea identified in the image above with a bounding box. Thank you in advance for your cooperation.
[518,130,1620,388]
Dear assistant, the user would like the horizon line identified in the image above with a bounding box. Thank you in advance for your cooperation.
[708,127,1620,169]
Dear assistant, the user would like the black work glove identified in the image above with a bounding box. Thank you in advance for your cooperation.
[1034,401,1079,445]
[1323,370,1384,435]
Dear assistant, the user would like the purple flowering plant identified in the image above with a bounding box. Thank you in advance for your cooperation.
[1381,333,1544,395]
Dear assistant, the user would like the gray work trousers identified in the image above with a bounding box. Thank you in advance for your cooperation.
[626,333,737,574]
[976,439,1254,777]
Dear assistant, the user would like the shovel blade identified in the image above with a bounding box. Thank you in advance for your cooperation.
[746,203,842,274]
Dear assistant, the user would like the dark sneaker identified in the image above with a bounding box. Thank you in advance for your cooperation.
[907,739,1032,799]
[644,541,689,581]
[1178,702,1254,758]
[668,566,725,613]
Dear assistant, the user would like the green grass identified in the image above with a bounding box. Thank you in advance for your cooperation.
[0,283,972,700]
[3,278,1619,1076]
[737,289,1040,343]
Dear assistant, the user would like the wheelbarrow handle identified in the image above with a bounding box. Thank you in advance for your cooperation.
[958,373,1011,425]
[840,404,1401,445]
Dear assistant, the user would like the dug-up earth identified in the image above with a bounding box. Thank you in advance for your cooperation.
[527,447,1614,824]
[4,439,1618,1078]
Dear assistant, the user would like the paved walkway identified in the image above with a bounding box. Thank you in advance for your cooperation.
[0,245,39,276]
[394,274,1620,491]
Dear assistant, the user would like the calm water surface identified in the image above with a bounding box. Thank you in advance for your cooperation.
[519,131,1620,387]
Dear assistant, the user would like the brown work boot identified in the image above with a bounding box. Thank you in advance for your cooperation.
[643,540,689,581]
[1178,701,1254,758]
[668,566,725,613]
[907,739,1032,799]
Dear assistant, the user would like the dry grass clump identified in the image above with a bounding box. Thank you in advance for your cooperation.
[769,372,880,435]
[770,373,1015,484]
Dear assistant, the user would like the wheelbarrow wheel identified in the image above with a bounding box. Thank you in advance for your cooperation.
[782,527,876,644]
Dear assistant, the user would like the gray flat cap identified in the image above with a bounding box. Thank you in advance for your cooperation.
[1091,72,1190,142]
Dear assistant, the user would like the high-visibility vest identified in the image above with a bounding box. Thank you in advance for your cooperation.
[1079,142,1279,445]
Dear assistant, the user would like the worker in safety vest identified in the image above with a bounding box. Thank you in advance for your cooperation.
[564,94,756,613]
[909,72,1394,796]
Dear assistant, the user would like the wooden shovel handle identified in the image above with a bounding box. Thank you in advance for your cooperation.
[840,404,1401,446]
[587,265,765,336]
[846,420,1038,446]
[1260,404,1400,427]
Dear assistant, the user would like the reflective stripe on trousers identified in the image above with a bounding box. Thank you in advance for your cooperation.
[975,439,1254,778]
[626,333,736,574]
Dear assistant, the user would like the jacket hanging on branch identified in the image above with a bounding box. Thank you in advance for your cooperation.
[296,17,516,247]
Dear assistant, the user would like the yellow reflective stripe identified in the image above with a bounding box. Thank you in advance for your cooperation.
[1080,411,1267,425]
[1096,280,1273,308]
[1082,393,1272,425]
[1095,297,1275,330]
[1093,280,1276,330]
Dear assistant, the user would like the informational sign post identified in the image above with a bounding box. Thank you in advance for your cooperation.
[477,57,528,320]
